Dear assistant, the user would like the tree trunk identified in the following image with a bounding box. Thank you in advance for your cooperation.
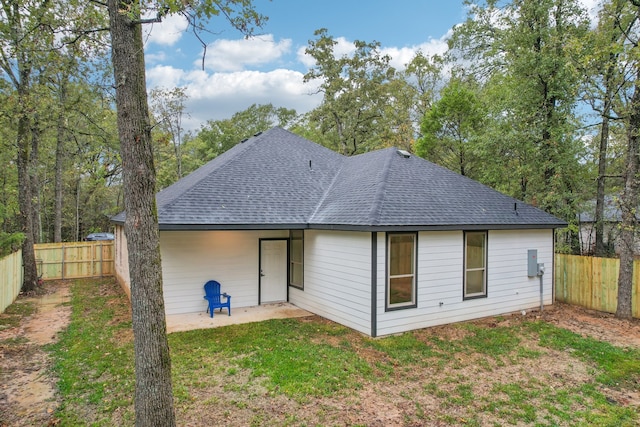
[595,64,617,259]
[616,74,640,320]
[6,0,40,291]
[107,1,176,425]
[172,126,183,180]
[595,7,624,257]
[75,178,80,242]
[17,109,39,292]
[333,111,347,155]
[29,119,42,244]
[595,111,610,257]
[54,80,67,243]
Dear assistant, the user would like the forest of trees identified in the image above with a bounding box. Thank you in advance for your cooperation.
[2,1,639,422]
[1,1,639,297]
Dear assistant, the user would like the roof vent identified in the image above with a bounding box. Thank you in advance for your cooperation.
[253,131,263,137]
[240,138,248,143]
[396,149,411,158]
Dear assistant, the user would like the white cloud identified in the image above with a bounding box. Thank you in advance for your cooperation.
[146,65,186,89]
[144,13,189,46]
[297,45,315,68]
[146,66,322,130]
[145,51,167,64]
[333,37,357,57]
[384,31,451,70]
[201,35,292,72]
[188,69,314,98]
[296,32,450,73]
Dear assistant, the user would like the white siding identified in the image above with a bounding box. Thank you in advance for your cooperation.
[114,225,131,298]
[117,225,556,335]
[376,229,554,336]
[289,230,372,335]
[160,230,288,315]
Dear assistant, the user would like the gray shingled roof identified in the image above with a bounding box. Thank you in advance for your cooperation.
[113,127,566,230]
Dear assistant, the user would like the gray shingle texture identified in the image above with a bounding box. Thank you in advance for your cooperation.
[114,127,566,230]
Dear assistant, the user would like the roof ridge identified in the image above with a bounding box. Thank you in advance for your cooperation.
[308,152,348,222]
[367,148,396,226]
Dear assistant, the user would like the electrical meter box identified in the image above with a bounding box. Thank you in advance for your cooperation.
[527,249,538,277]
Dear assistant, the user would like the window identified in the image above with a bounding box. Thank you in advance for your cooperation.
[464,231,487,299]
[387,233,417,310]
[289,230,303,289]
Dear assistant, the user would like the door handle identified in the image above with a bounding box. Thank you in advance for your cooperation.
[260,269,265,277]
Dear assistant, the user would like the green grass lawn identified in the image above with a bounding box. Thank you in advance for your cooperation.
[46,278,640,426]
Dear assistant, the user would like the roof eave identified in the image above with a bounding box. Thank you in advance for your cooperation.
[139,221,568,232]
[157,223,306,231]
[307,222,567,232]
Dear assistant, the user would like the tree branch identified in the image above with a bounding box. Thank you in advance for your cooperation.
[59,27,111,48]
[130,16,162,25]
[129,6,170,25]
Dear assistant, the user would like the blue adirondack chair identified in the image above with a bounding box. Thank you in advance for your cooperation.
[203,280,231,317]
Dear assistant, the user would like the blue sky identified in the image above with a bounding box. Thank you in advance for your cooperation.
[143,0,469,130]
[142,0,595,132]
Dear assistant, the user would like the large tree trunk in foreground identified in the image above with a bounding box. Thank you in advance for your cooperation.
[107,1,176,425]
[616,74,640,320]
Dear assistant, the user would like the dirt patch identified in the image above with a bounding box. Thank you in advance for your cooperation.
[541,302,640,348]
[0,281,71,427]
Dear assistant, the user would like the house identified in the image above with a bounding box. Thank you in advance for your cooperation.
[577,195,640,256]
[113,127,566,337]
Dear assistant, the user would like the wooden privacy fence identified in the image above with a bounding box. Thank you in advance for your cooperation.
[555,254,640,318]
[0,250,23,314]
[35,241,115,280]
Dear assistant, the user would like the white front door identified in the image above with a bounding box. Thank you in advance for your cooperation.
[260,239,288,303]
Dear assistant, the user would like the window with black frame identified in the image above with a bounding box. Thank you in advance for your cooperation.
[387,233,417,310]
[289,230,304,289]
[464,231,487,299]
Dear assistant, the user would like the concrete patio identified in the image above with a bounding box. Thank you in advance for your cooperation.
[166,302,312,333]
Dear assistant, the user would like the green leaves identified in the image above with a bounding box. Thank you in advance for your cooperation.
[448,0,589,220]
[303,29,402,155]
[416,75,485,178]
[183,103,297,173]
[137,0,267,36]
